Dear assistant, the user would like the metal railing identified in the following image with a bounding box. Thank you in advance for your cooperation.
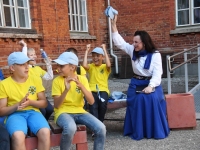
[167,44,200,94]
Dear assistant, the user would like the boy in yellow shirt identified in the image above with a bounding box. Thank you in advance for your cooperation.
[0,52,50,150]
[83,44,111,122]
[52,52,106,150]
[19,40,53,120]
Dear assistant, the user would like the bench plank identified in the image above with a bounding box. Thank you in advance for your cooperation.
[107,100,127,110]
[25,122,88,150]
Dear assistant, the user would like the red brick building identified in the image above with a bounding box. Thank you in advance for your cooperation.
[0,0,199,77]
[0,0,109,76]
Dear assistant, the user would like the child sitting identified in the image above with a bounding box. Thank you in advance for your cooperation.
[52,52,106,150]
[19,40,54,120]
[0,52,50,150]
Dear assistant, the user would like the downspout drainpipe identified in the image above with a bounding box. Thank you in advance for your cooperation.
[107,0,119,76]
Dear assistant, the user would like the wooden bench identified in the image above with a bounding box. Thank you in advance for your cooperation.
[25,121,88,150]
[105,99,127,121]
[107,99,127,110]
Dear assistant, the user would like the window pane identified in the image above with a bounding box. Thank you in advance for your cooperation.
[194,0,200,7]
[17,0,27,7]
[194,8,200,23]
[177,0,189,9]
[18,8,29,27]
[71,0,74,14]
[4,6,16,27]
[72,15,76,30]
[3,0,14,6]
[0,14,2,26]
[178,10,189,25]
[67,0,70,12]
[68,14,71,30]
[80,0,86,15]
[80,16,86,31]
[74,0,77,14]
[76,16,79,31]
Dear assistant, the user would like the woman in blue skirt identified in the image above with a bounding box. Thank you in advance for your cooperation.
[111,15,170,140]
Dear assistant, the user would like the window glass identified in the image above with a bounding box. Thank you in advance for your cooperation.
[68,0,87,32]
[194,8,200,23]
[194,0,200,7]
[178,10,189,25]
[80,0,85,15]
[0,0,30,28]
[4,6,16,27]
[80,16,86,31]
[3,0,14,6]
[176,0,200,26]
[17,0,27,7]
[178,0,189,9]
[18,8,29,27]
[0,14,2,26]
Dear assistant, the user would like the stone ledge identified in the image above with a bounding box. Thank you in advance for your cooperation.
[0,33,43,39]
[170,27,200,35]
[70,33,96,40]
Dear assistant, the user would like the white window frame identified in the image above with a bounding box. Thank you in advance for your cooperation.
[0,0,31,29]
[68,0,88,32]
[176,0,200,27]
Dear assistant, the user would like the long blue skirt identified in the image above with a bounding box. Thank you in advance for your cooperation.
[124,78,170,140]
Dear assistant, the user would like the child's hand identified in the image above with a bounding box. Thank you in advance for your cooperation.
[73,76,83,89]
[20,93,29,104]
[64,77,74,91]
[20,98,31,108]
[101,44,106,51]
[18,93,29,110]
[86,44,91,52]
[19,40,27,47]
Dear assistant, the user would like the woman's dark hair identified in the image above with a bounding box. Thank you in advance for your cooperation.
[134,30,156,53]
[65,47,78,56]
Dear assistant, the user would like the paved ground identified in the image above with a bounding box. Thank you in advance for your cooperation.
[51,110,200,150]
[46,77,200,150]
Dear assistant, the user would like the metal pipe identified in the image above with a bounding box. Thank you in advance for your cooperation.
[184,49,188,92]
[107,0,119,75]
[167,55,171,94]
[169,54,200,72]
[198,44,200,83]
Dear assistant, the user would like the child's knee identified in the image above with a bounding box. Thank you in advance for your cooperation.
[95,123,106,136]
[37,128,50,138]
[12,131,25,143]
[63,124,76,135]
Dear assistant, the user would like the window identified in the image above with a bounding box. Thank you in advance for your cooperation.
[0,0,31,28]
[68,0,88,32]
[176,0,200,26]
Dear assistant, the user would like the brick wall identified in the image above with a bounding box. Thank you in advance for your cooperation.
[110,0,200,54]
[0,0,110,76]
[1,0,199,77]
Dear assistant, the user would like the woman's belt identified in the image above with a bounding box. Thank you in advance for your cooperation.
[133,73,151,80]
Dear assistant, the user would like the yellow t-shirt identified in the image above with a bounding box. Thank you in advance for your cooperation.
[87,63,111,94]
[0,76,45,112]
[75,66,86,76]
[52,75,90,122]
[29,66,46,78]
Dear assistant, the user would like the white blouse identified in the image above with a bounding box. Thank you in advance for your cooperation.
[112,31,163,87]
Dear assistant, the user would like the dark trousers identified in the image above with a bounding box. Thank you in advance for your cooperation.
[89,91,108,122]
[0,124,10,150]
[40,100,54,120]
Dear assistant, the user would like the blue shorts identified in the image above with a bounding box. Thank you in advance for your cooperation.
[5,110,50,136]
